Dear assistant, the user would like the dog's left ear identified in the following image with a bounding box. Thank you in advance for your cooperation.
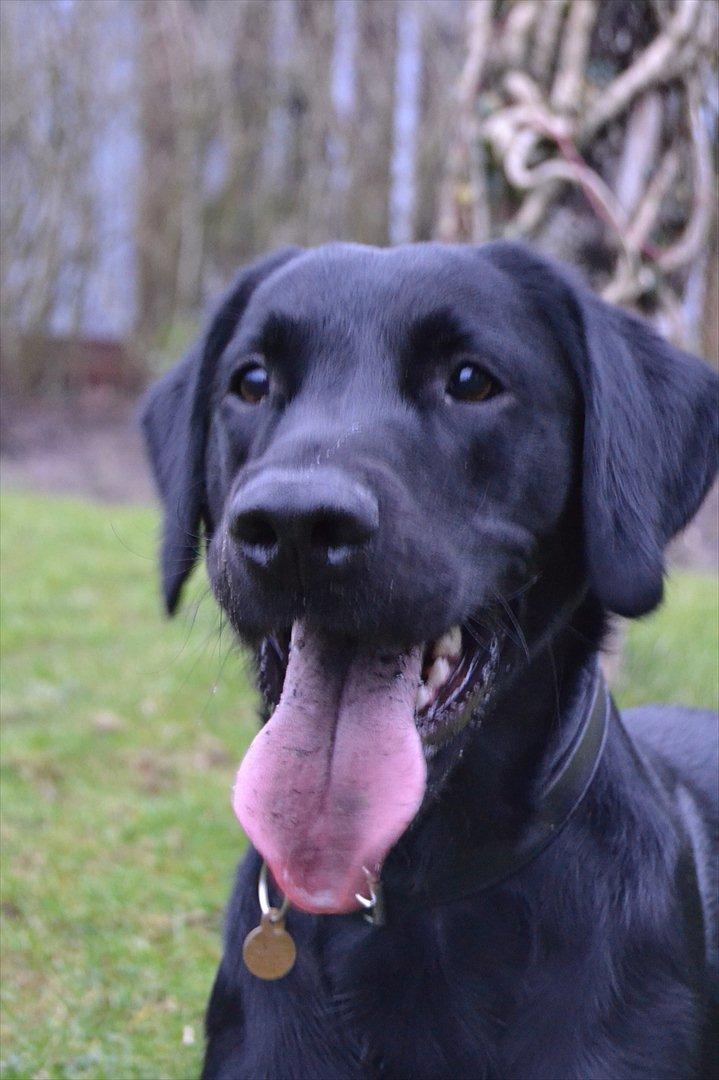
[141,247,302,613]
[487,242,718,618]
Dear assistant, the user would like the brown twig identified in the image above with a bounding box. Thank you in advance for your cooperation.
[530,0,566,86]
[655,81,714,273]
[580,0,701,141]
[550,0,597,115]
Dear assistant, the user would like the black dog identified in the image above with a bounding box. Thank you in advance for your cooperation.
[142,243,718,1079]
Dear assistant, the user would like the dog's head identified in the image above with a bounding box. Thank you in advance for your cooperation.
[142,242,717,913]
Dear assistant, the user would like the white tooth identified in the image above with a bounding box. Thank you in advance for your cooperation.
[432,626,462,660]
[416,684,433,712]
[426,656,451,691]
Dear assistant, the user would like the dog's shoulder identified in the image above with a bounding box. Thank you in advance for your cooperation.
[622,704,718,815]
[622,703,718,985]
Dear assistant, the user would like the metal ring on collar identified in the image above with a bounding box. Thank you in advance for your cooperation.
[258,861,290,923]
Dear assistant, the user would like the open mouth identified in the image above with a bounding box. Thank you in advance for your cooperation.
[233,619,500,915]
[257,621,500,749]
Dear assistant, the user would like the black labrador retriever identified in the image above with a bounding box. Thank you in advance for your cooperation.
[142,242,718,1079]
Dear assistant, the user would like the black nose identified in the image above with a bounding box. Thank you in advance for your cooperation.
[229,468,379,570]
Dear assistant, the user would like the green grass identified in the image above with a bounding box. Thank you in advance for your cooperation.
[1,490,717,1079]
[1,492,255,1079]
[613,571,719,709]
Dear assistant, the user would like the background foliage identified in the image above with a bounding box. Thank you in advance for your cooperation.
[1,0,717,395]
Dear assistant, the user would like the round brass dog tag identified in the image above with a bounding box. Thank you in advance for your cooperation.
[243,913,296,980]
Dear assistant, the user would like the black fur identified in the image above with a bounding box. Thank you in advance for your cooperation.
[142,242,718,1079]
[141,247,301,612]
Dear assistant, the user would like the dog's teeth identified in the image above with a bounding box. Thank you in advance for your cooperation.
[416,683,433,712]
[432,626,462,660]
[426,656,451,691]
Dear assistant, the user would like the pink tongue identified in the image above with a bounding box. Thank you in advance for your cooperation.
[233,623,426,914]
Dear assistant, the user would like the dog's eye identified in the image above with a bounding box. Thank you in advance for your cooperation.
[446,363,499,403]
[228,362,270,405]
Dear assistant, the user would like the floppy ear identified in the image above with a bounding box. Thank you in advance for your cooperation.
[569,289,717,617]
[140,247,302,613]
[487,242,718,617]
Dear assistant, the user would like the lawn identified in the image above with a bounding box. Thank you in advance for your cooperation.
[1,490,717,1080]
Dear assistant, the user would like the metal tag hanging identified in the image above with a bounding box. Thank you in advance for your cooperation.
[242,913,296,980]
[243,862,296,981]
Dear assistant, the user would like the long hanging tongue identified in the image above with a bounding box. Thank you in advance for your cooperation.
[233,623,426,914]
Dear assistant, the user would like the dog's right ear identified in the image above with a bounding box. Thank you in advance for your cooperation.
[140,247,302,614]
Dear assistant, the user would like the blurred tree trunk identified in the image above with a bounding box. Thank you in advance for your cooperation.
[349,0,397,245]
[293,0,336,243]
[416,0,465,241]
[210,0,272,269]
[136,0,179,341]
[328,0,358,236]
[389,0,422,244]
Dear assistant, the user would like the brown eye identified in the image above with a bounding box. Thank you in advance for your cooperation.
[228,362,270,405]
[446,363,499,403]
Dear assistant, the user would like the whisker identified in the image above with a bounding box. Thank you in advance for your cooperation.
[502,572,541,603]
[463,619,494,650]
[109,522,156,561]
[547,643,561,726]
[493,592,530,662]
[468,606,528,660]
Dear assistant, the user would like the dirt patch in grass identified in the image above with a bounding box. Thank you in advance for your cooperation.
[1,392,154,505]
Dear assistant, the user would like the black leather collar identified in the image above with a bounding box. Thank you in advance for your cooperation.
[371,661,611,924]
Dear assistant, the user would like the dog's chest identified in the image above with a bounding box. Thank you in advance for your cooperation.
[229,891,701,1080]
[269,906,527,1079]
[330,937,504,1076]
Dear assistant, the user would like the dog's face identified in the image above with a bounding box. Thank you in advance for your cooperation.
[143,242,717,913]
[210,244,575,650]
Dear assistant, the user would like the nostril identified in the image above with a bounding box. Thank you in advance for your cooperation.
[231,511,278,551]
[311,512,343,551]
[310,510,373,553]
